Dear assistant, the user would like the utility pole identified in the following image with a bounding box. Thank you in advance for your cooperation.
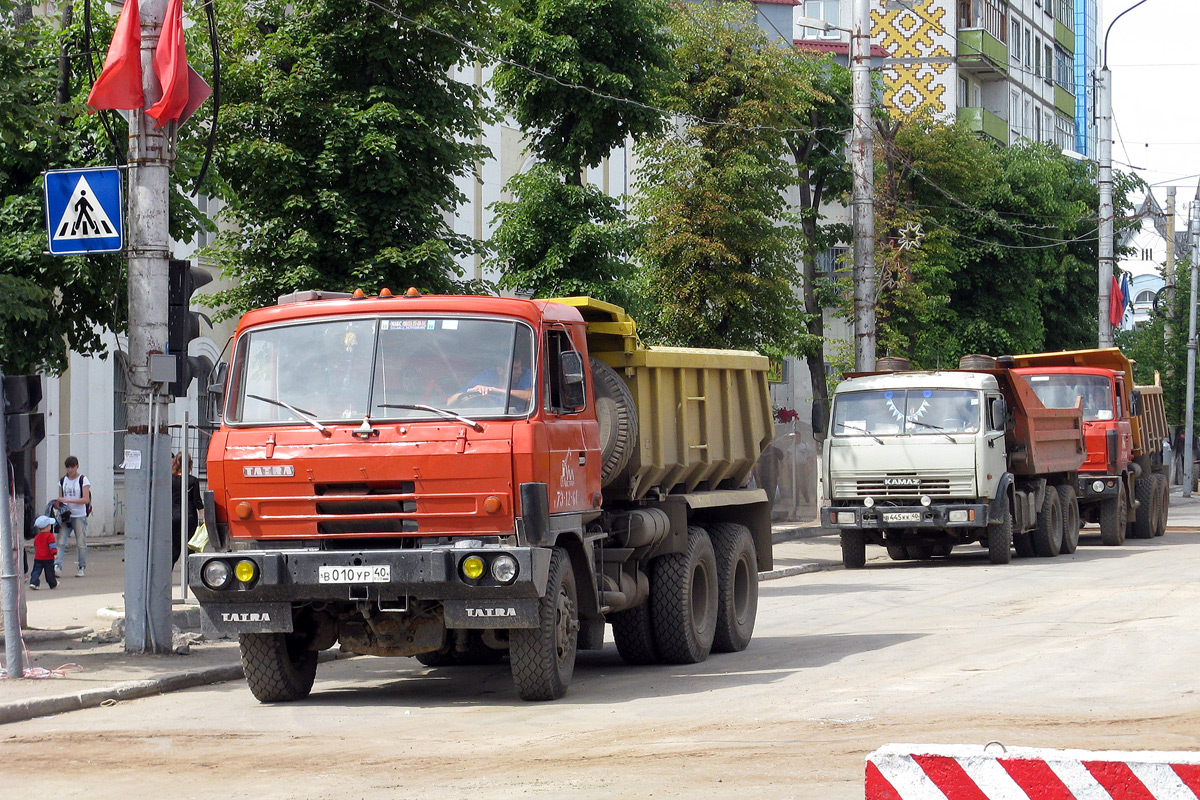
[124,0,174,653]
[0,376,21,678]
[850,0,875,370]
[1166,186,1177,345]
[1184,194,1199,498]
[1096,63,1114,347]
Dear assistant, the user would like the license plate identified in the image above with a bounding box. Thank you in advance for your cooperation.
[883,512,921,523]
[318,565,391,584]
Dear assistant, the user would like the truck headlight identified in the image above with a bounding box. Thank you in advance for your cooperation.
[234,560,258,583]
[948,510,969,522]
[835,512,857,524]
[202,560,233,589]
[461,555,485,581]
[863,496,875,508]
[490,555,518,583]
[920,495,932,507]
[1092,480,1105,493]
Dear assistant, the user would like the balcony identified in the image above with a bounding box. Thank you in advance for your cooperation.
[957,107,1007,144]
[1055,20,1074,53]
[1054,85,1075,117]
[958,28,1008,81]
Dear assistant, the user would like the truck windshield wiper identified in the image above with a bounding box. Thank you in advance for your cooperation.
[247,394,330,435]
[836,422,885,445]
[378,403,483,432]
[907,420,956,442]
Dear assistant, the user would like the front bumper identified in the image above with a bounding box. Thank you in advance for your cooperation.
[1076,474,1121,501]
[821,503,991,529]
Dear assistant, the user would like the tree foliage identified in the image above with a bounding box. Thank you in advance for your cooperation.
[206,0,491,318]
[632,1,814,359]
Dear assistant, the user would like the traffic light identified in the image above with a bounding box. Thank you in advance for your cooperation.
[3,375,44,453]
[168,259,212,397]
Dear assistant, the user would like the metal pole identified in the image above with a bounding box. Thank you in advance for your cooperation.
[1097,65,1114,347]
[123,0,174,653]
[851,0,875,371]
[0,370,23,679]
[179,411,188,601]
[1183,198,1198,497]
[1166,187,1176,345]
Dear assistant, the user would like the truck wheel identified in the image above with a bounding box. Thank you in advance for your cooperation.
[1100,484,1128,546]
[987,503,1013,564]
[652,526,718,663]
[906,545,932,561]
[1057,484,1080,554]
[610,602,660,665]
[1154,473,1169,536]
[1032,486,1062,557]
[886,543,907,561]
[590,358,638,487]
[709,522,758,653]
[239,632,318,703]
[510,547,578,700]
[1131,476,1157,539]
[841,530,867,569]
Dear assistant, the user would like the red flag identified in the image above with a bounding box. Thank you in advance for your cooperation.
[146,0,190,128]
[178,65,213,126]
[1108,275,1124,327]
[85,0,144,112]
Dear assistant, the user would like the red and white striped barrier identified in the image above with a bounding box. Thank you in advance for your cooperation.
[867,743,1200,799]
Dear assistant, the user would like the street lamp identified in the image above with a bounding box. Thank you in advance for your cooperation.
[795,0,876,370]
[1097,0,1150,347]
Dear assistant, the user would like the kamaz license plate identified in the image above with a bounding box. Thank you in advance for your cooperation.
[318,565,391,584]
[882,512,921,523]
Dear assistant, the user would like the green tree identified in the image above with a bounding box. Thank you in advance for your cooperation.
[206,0,491,318]
[488,0,672,301]
[632,1,814,358]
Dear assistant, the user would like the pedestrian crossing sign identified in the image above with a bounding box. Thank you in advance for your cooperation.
[44,167,123,255]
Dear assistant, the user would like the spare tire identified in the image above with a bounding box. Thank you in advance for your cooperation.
[591,357,638,487]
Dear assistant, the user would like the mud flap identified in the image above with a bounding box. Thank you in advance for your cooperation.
[200,602,293,634]
[443,598,540,629]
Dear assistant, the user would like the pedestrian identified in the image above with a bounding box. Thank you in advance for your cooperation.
[55,455,91,577]
[171,452,203,567]
[29,515,59,590]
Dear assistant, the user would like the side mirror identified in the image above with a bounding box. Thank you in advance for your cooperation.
[811,399,830,439]
[559,351,586,410]
[990,397,1008,431]
[1130,390,1144,417]
[208,362,228,397]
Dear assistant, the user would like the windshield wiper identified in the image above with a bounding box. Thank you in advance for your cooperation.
[837,422,885,445]
[907,420,957,443]
[378,403,483,432]
[247,394,330,435]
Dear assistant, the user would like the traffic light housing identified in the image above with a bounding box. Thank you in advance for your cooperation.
[3,375,44,452]
[168,259,212,397]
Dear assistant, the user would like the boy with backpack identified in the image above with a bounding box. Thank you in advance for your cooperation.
[55,455,91,577]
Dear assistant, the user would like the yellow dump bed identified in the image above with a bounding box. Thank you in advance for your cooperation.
[549,297,773,501]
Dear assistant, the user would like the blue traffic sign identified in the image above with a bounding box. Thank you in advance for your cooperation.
[44,167,123,255]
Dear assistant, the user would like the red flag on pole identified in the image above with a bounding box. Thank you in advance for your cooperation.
[1108,275,1125,327]
[146,0,190,128]
[85,0,144,112]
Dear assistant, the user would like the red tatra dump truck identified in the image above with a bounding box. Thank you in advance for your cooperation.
[189,290,774,702]
[1009,348,1170,545]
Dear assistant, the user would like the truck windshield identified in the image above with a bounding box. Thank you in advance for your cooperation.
[1023,373,1113,422]
[225,317,536,424]
[832,389,981,437]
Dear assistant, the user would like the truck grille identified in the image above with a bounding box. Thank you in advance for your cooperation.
[313,481,418,535]
[833,470,975,499]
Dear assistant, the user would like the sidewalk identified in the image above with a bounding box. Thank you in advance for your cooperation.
[1,498,1193,725]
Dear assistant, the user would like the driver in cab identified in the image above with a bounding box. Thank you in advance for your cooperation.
[447,353,534,407]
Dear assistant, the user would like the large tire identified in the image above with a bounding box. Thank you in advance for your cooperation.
[987,502,1013,564]
[886,542,907,561]
[610,602,660,665]
[709,522,759,653]
[1057,484,1080,554]
[1100,484,1128,546]
[1032,486,1063,557]
[1131,477,1157,539]
[906,545,932,561]
[240,632,318,703]
[590,358,638,487]
[652,526,718,664]
[510,547,578,700]
[841,529,867,569]
[1154,473,1169,536]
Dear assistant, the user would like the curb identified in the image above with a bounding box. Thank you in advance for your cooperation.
[0,626,93,647]
[760,563,824,581]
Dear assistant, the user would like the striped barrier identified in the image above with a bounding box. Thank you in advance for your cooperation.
[867,743,1200,799]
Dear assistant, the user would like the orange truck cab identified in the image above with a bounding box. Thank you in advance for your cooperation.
[1009,348,1170,545]
[189,290,773,703]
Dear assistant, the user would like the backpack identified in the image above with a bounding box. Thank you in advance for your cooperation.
[61,474,93,516]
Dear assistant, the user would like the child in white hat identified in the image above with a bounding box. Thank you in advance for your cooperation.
[30,515,58,590]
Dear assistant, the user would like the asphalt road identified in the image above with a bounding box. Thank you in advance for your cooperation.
[8,531,1200,799]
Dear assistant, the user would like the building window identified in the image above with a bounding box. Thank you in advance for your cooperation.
[1142,248,1154,261]
[1055,47,1071,87]
[1136,290,1155,304]
[973,84,982,107]
[1044,44,1053,81]
[801,0,840,39]
[1034,37,1042,77]
[1011,20,1021,62]
[1011,90,1021,132]
[816,246,849,275]
[1035,110,1042,141]
[958,76,969,107]
[1025,29,1032,68]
